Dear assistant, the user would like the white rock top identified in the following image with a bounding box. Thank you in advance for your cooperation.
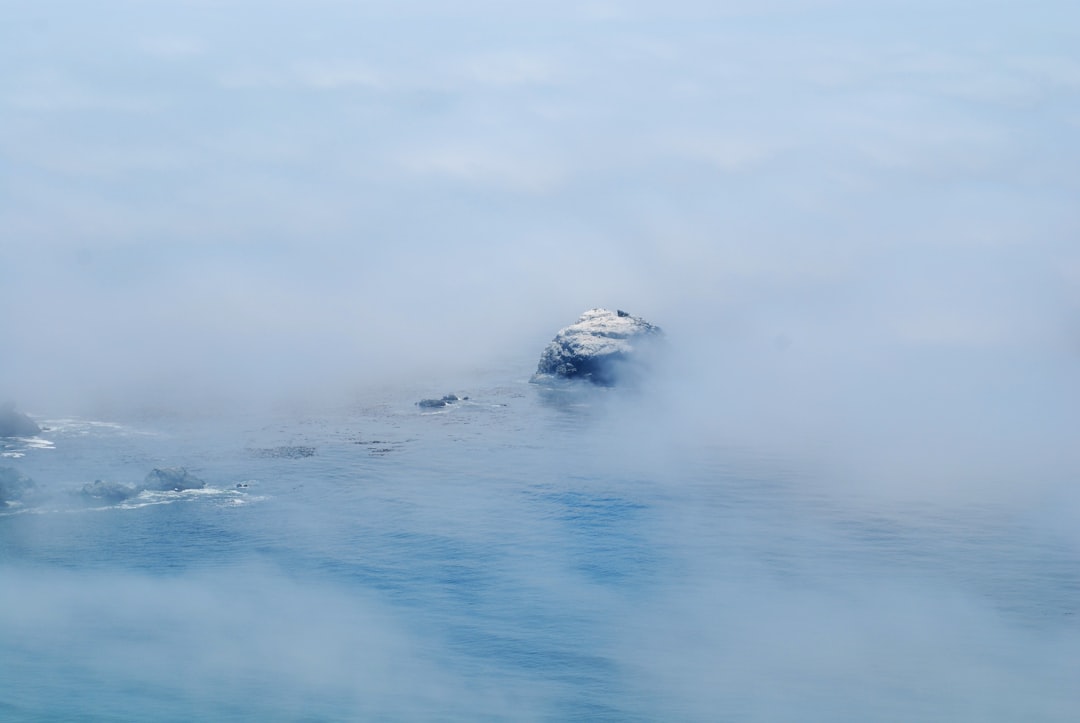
[551,308,656,356]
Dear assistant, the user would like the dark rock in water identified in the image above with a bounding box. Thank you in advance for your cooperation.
[355,437,409,456]
[418,394,462,408]
[0,466,39,507]
[142,467,206,492]
[0,402,40,437]
[531,308,663,386]
[249,445,316,459]
[77,470,203,504]
[80,479,139,504]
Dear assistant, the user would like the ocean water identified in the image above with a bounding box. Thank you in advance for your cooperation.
[2,370,1078,722]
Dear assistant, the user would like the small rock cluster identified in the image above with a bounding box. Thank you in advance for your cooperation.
[417,394,468,409]
[79,467,207,504]
[0,466,40,508]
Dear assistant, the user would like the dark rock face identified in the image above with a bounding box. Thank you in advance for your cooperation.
[0,403,40,437]
[532,308,662,386]
[142,467,206,492]
[80,480,139,504]
[0,466,39,507]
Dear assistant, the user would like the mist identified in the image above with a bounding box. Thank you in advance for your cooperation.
[3,0,1077,490]
[2,1,1079,719]
[5,0,1078,402]
[0,562,553,719]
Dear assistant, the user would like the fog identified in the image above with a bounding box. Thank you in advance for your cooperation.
[3,0,1078,483]
[2,1,1080,718]
[0,564,510,719]
[4,2,1078,397]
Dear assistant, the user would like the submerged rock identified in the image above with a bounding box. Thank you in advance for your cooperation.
[0,466,39,507]
[142,467,206,492]
[80,479,139,504]
[249,445,316,459]
[532,308,662,386]
[0,402,40,437]
[417,394,464,408]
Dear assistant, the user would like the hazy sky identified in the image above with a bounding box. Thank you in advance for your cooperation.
[3,1,1079,459]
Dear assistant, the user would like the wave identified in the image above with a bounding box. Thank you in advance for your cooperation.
[41,418,156,437]
[110,486,259,510]
[0,435,54,458]
[1,486,263,517]
[3,418,156,458]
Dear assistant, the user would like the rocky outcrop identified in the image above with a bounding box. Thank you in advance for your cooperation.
[75,468,206,504]
[141,467,206,492]
[0,466,39,507]
[79,480,139,504]
[417,394,465,409]
[531,308,662,386]
[0,403,40,437]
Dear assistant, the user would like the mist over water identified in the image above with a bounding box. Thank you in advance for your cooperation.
[2,0,1080,720]
[2,383,1078,721]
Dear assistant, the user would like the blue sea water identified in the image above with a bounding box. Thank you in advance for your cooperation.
[2,371,1078,722]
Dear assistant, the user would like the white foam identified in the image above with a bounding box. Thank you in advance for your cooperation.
[1,434,53,458]
[115,499,175,510]
[0,507,34,517]
[105,486,249,510]
[40,418,156,437]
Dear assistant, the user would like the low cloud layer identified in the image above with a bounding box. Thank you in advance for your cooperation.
[2,1,1078,493]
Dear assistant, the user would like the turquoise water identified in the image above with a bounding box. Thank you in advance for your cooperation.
[2,376,1078,721]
